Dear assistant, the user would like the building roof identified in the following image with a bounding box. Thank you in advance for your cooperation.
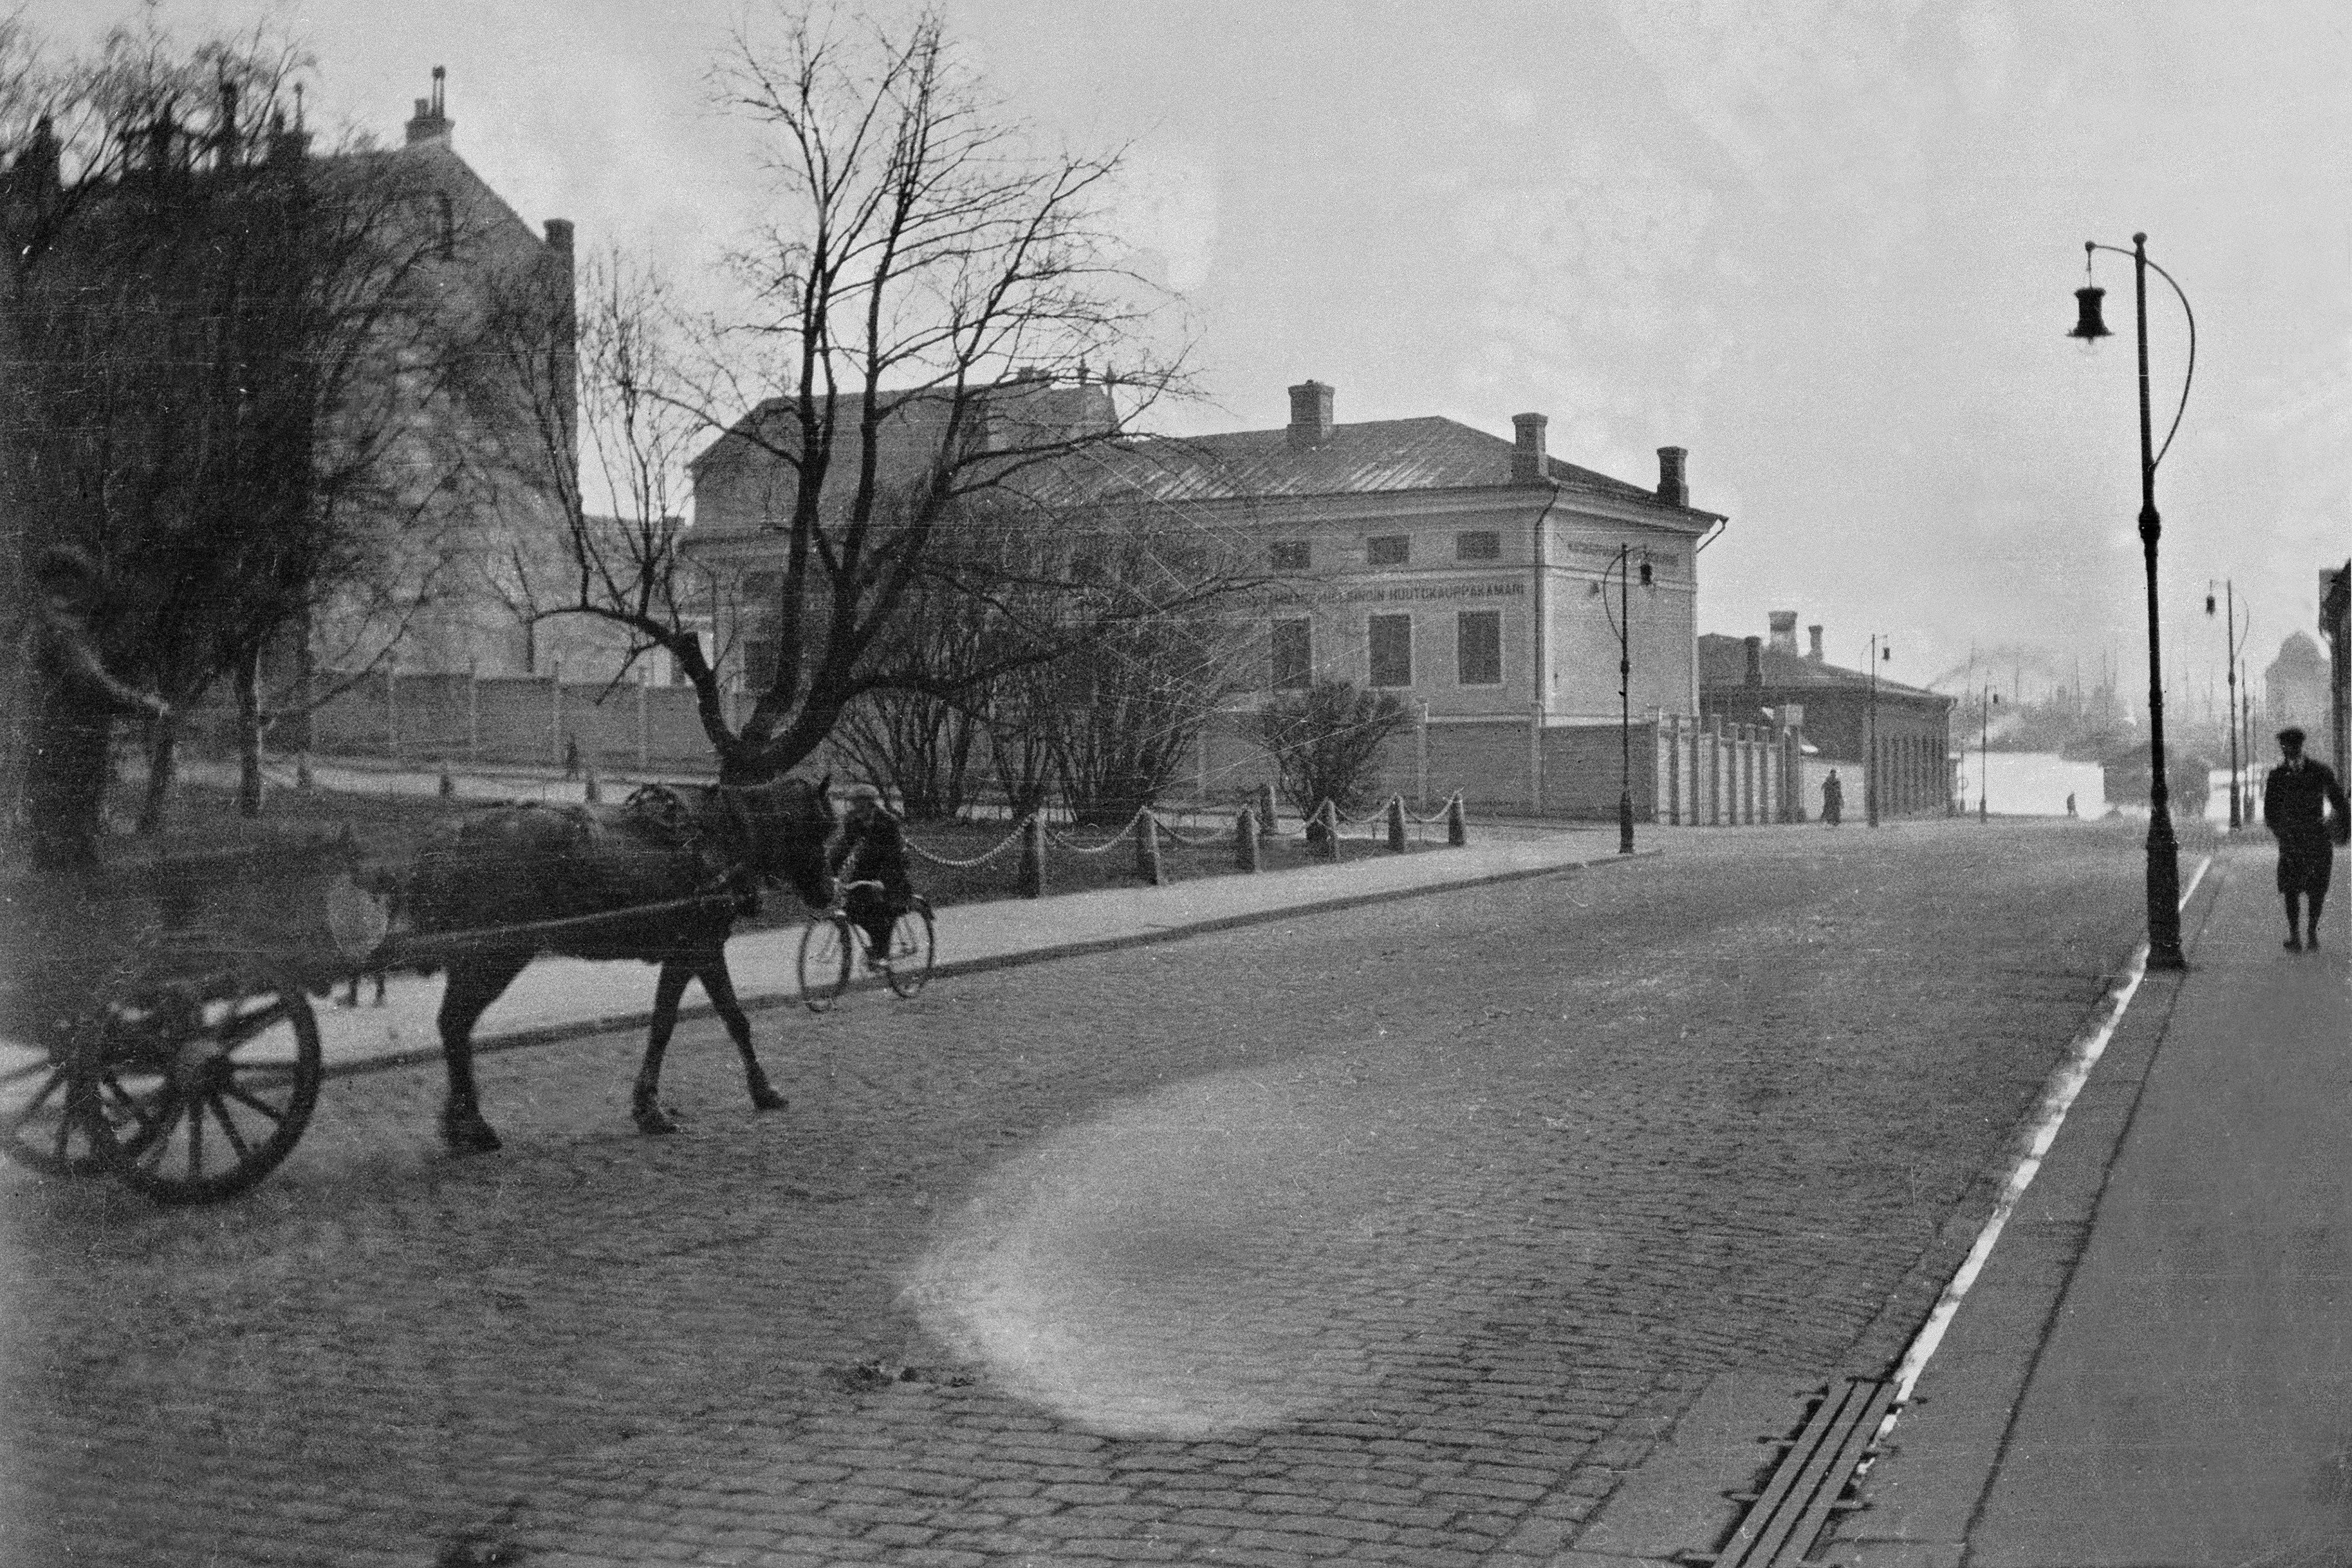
[1696,634,1951,706]
[1018,415,1718,518]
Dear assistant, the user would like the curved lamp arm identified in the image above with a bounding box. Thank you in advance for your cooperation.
[2089,240,2198,470]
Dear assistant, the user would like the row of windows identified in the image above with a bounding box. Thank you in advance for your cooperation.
[1272,611,1503,691]
[1271,531,1500,572]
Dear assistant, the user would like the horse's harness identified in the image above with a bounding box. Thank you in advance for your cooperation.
[623,783,764,911]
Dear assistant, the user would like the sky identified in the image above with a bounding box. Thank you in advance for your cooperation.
[15,0,2351,712]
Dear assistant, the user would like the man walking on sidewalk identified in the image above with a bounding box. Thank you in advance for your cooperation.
[2263,725,2349,950]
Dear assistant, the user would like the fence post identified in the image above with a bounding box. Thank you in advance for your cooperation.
[1528,704,1544,816]
[295,750,314,791]
[1707,715,1722,826]
[1446,793,1467,847]
[584,763,603,804]
[467,661,481,763]
[438,763,455,799]
[550,658,565,769]
[1255,781,1278,840]
[1417,701,1431,807]
[1667,713,1683,826]
[636,678,650,773]
[1134,807,1162,886]
[1234,807,1260,872]
[1017,814,1045,898]
[1307,799,1338,862]
[1385,795,1406,853]
[385,663,398,761]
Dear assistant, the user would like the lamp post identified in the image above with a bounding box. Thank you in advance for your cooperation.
[2069,231,2192,969]
[1865,634,1890,828]
[1978,687,2000,821]
[2206,580,2244,830]
[1604,545,1647,855]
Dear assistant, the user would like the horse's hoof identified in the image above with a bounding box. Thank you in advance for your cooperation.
[749,1085,787,1113]
[634,1104,680,1136]
[441,1117,502,1155]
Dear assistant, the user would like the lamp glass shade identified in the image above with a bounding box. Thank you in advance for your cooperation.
[2070,285,2112,340]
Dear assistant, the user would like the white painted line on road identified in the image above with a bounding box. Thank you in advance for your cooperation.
[1888,851,2214,1407]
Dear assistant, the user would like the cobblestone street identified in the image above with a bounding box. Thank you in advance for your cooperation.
[1,821,2156,1567]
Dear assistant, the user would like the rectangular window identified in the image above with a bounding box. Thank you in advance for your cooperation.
[1366,534,1410,566]
[1269,541,1310,572]
[1270,619,1312,690]
[1455,530,1501,561]
[1456,611,1503,686]
[1368,613,1413,689]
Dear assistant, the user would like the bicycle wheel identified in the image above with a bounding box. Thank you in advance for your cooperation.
[797,916,853,1012]
[76,979,322,1205]
[883,899,935,998]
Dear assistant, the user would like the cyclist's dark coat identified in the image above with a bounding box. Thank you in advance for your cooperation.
[827,809,914,905]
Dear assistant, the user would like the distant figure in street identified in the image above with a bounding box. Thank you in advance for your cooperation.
[1821,770,1844,827]
[2066,792,2078,818]
[2263,726,2349,952]
[563,733,581,780]
[827,785,915,970]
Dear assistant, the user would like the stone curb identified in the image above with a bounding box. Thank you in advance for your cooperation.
[323,845,1661,1081]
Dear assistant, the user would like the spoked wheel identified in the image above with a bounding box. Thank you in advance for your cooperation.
[73,981,323,1204]
[2,1041,109,1177]
[797,917,853,1013]
[882,898,936,999]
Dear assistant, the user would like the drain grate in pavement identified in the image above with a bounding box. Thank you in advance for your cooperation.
[1678,1376,1896,1567]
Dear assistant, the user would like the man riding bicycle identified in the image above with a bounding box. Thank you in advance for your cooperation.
[827,785,916,970]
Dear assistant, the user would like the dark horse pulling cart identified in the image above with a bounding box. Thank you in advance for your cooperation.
[0,776,837,1204]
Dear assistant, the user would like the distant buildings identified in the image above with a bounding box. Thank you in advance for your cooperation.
[1698,615,1954,819]
[2266,631,2330,742]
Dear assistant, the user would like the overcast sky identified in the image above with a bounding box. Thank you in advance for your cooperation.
[18,0,2350,709]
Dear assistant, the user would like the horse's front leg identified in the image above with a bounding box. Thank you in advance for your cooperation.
[696,957,787,1113]
[632,961,695,1134]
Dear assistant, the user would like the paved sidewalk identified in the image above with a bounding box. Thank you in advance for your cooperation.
[1829,845,2352,1567]
[313,825,1629,1075]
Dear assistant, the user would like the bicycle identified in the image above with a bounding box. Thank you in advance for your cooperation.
[796,881,935,1012]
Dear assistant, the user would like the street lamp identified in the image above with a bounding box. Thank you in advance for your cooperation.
[1865,634,1891,828]
[1978,687,2000,821]
[1603,545,1650,855]
[2206,580,2247,830]
[2069,232,2194,971]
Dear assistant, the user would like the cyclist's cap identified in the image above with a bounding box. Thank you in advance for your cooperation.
[840,783,885,804]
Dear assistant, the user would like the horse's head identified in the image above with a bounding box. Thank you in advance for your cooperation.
[734,771,836,909]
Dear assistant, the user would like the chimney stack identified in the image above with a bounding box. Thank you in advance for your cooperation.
[1744,635,1763,688]
[1512,413,1550,486]
[405,66,453,146]
[1656,446,1687,508]
[1768,611,1797,654]
[1807,624,1825,662]
[1286,380,1334,449]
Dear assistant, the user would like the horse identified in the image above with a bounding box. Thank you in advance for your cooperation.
[402,773,837,1153]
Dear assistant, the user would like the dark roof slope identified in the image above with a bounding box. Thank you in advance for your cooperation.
[1016,415,1705,512]
[1697,634,1950,705]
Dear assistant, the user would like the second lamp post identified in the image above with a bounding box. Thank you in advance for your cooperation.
[2069,232,2193,970]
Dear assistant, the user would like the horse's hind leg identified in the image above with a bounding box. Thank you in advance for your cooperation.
[438,953,528,1153]
[696,958,787,1114]
[631,960,695,1135]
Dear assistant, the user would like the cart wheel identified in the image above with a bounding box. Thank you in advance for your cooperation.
[74,981,322,1204]
[797,916,853,1012]
[884,898,935,999]
[2,1041,108,1177]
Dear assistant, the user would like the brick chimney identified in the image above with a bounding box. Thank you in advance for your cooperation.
[1768,611,1797,654]
[1744,635,1763,688]
[405,66,453,146]
[1807,624,1825,662]
[1656,446,1688,507]
[1512,413,1549,486]
[1286,380,1334,449]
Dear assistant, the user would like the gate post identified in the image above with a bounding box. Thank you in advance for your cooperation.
[1255,781,1279,839]
[1234,807,1261,872]
[1134,807,1162,886]
[1446,793,1467,847]
[1386,795,1407,853]
[1017,814,1045,898]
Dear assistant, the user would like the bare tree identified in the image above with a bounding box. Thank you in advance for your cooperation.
[465,4,1257,790]
[1256,680,1416,817]
[2,17,470,837]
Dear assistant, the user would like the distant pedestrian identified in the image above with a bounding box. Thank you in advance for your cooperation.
[2262,726,2349,952]
[2066,792,2078,818]
[1821,770,1844,827]
[563,733,580,780]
